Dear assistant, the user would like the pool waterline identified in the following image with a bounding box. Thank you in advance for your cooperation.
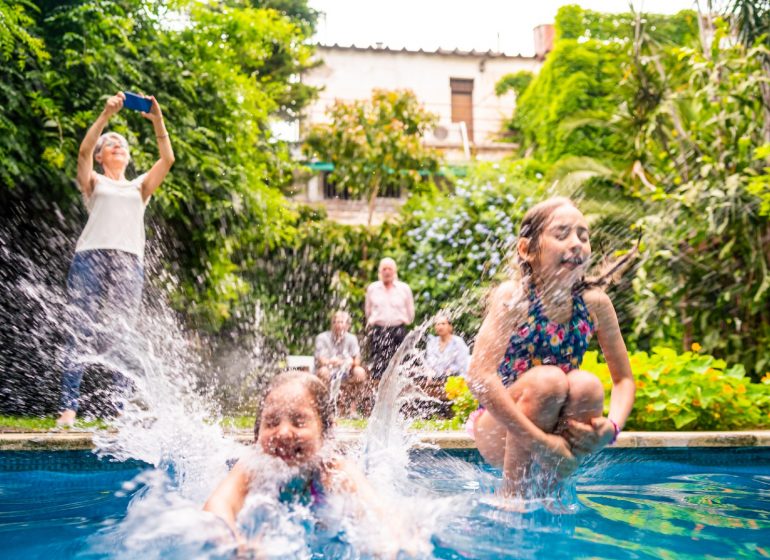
[2,430,770,451]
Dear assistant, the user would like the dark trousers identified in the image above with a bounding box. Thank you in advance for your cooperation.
[366,324,407,380]
[59,249,144,412]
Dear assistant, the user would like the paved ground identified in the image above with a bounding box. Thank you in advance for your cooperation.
[2,430,769,451]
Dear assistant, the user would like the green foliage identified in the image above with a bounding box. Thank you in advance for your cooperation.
[555,4,700,44]
[440,349,770,431]
[582,349,770,430]
[494,70,533,98]
[508,6,699,165]
[303,89,441,224]
[0,0,319,332]
[391,160,545,335]
[498,4,770,378]
[240,207,397,353]
[628,20,770,377]
[512,36,630,163]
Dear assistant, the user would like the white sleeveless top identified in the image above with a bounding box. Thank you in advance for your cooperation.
[75,173,149,261]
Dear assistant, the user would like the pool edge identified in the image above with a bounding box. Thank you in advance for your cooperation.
[2,430,769,451]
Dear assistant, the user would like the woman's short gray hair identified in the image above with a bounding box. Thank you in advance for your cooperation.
[94,132,130,162]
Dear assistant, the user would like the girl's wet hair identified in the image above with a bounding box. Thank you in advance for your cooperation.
[253,370,334,441]
[516,196,638,293]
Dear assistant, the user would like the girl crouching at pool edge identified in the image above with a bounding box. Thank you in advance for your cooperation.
[203,370,417,555]
[466,196,636,493]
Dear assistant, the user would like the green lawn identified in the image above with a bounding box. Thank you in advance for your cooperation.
[0,415,108,431]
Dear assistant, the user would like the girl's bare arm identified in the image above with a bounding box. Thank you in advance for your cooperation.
[588,289,635,428]
[203,460,250,541]
[566,290,636,455]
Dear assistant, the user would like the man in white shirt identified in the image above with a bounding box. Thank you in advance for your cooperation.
[364,258,415,380]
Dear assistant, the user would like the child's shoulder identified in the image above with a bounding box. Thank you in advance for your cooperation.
[581,287,616,323]
[492,280,526,302]
[582,287,611,307]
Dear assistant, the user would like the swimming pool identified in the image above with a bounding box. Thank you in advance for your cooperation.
[1,447,769,558]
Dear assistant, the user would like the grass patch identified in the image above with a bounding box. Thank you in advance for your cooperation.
[0,415,108,431]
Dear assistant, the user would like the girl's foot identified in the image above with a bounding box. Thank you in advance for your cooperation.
[55,409,76,429]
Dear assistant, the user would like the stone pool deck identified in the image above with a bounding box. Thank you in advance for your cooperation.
[1,430,770,451]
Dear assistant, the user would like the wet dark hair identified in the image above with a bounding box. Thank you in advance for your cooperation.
[516,196,638,293]
[253,370,334,442]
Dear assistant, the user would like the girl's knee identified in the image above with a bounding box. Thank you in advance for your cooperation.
[511,365,569,409]
[525,365,569,399]
[567,370,604,402]
[564,370,605,421]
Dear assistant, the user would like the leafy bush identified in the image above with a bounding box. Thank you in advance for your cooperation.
[444,376,478,426]
[582,348,770,430]
[441,349,770,431]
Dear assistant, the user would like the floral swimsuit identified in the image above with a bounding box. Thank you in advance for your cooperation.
[497,283,595,385]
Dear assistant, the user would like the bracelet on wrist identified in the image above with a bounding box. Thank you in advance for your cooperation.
[609,418,621,445]
[156,132,169,139]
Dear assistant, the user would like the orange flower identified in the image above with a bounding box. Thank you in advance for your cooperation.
[646,404,655,413]
[736,384,746,395]
[762,373,770,384]
[636,380,645,389]
[691,342,702,352]
[722,384,734,396]
[692,399,701,407]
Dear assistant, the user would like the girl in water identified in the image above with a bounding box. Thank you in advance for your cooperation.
[467,197,635,492]
[204,371,412,554]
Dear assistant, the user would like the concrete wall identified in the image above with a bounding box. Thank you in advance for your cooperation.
[302,45,541,161]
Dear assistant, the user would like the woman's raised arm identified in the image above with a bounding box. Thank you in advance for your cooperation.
[77,92,124,196]
[140,96,174,202]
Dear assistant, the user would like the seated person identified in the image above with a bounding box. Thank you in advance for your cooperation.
[314,311,367,416]
[420,314,471,401]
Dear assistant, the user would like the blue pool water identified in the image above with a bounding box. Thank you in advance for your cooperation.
[1,447,769,559]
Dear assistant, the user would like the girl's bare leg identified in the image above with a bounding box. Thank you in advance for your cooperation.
[474,366,569,492]
[558,369,605,428]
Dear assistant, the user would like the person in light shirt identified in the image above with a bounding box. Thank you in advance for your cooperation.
[314,311,367,417]
[56,92,174,428]
[424,313,470,380]
[364,257,415,381]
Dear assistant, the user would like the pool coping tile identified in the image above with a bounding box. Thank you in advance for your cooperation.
[1,430,770,451]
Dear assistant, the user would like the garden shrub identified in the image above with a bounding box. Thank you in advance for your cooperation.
[582,348,770,430]
[442,348,770,431]
[444,376,478,427]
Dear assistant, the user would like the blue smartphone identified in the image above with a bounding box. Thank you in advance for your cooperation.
[123,91,152,113]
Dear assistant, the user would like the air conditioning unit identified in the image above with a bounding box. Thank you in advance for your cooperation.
[428,122,471,159]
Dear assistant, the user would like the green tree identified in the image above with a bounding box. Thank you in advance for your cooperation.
[303,89,441,225]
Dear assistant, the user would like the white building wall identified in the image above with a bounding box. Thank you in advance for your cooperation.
[302,46,541,161]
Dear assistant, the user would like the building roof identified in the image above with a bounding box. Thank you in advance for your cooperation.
[317,43,536,60]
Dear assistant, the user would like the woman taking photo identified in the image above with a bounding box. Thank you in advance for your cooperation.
[56,92,174,427]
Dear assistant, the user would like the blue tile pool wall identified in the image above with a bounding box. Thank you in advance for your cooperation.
[0,450,150,472]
